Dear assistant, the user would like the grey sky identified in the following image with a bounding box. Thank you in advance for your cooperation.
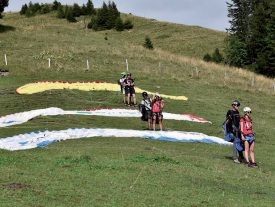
[5,0,230,31]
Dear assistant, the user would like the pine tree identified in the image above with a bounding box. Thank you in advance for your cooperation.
[85,0,96,16]
[52,0,61,11]
[72,3,81,17]
[212,48,224,63]
[255,1,275,77]
[57,5,65,18]
[66,7,77,22]
[96,2,109,30]
[0,0,8,18]
[226,0,254,67]
[20,4,28,15]
[115,16,124,31]
[144,36,154,50]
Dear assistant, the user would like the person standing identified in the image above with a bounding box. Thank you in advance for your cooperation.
[152,93,165,131]
[139,92,152,129]
[225,100,245,164]
[119,72,127,105]
[240,107,257,167]
[124,73,137,106]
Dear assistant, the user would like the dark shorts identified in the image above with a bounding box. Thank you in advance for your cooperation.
[125,87,135,96]
[152,112,163,119]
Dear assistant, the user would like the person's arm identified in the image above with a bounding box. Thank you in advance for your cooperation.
[160,100,165,109]
[240,118,245,141]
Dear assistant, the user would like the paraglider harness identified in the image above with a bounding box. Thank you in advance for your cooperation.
[139,97,152,122]
[223,110,240,143]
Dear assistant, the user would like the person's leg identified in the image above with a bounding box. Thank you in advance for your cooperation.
[147,112,152,130]
[244,141,250,163]
[250,141,255,163]
[232,135,238,161]
[132,94,137,105]
[127,94,131,105]
[152,115,156,130]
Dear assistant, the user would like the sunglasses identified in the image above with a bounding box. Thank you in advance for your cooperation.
[247,111,252,114]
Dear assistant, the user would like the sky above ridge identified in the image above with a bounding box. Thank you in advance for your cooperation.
[5,0,230,31]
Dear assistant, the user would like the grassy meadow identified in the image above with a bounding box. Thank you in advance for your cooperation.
[0,12,275,206]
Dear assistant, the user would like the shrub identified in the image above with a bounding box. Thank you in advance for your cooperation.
[143,36,154,50]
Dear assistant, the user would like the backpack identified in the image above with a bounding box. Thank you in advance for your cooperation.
[222,110,234,142]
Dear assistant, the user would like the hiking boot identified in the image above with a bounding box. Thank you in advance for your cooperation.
[250,162,258,167]
[233,159,241,164]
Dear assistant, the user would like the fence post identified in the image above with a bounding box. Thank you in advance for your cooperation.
[86,59,90,70]
[48,58,51,68]
[126,59,128,72]
[4,54,7,66]
[251,75,255,87]
[224,71,227,86]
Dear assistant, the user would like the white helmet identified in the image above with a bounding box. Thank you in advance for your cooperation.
[243,107,252,113]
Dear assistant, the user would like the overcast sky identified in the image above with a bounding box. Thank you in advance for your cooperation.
[5,0,230,31]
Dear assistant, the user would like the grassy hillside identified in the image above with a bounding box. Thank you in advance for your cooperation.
[0,12,275,206]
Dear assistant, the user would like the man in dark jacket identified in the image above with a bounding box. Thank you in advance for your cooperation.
[225,100,245,164]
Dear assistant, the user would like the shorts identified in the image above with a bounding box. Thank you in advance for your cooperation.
[152,112,163,120]
[125,87,135,96]
[244,134,255,144]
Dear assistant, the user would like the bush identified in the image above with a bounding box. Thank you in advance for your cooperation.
[143,36,154,50]
[212,48,224,63]
[115,17,124,31]
[123,19,133,30]
[203,53,212,62]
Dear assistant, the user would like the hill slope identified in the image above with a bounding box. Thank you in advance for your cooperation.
[0,12,275,206]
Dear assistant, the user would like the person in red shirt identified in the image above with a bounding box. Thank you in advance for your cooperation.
[152,93,164,131]
[240,107,257,167]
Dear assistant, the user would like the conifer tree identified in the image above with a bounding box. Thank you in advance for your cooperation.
[85,0,96,16]
[255,1,275,77]
[96,2,109,30]
[52,0,61,11]
[20,4,28,15]
[144,36,154,50]
[212,48,224,63]
[66,7,77,22]
[0,0,8,18]
[72,3,81,17]
[57,5,65,18]
[115,16,124,31]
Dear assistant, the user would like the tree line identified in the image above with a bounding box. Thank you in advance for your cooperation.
[226,0,275,77]
[19,0,133,31]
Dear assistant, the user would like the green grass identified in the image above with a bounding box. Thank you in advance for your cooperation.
[0,12,275,206]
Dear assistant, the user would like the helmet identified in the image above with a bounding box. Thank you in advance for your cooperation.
[243,107,252,113]
[142,91,148,98]
[121,72,126,77]
[155,92,160,97]
[232,100,240,107]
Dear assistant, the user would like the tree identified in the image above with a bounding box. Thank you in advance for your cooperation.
[20,4,28,15]
[143,36,154,50]
[115,16,124,31]
[255,1,275,77]
[226,0,254,67]
[72,3,81,17]
[96,2,109,30]
[57,5,65,18]
[66,7,77,22]
[0,0,9,18]
[52,0,61,11]
[85,0,96,16]
[212,48,224,63]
